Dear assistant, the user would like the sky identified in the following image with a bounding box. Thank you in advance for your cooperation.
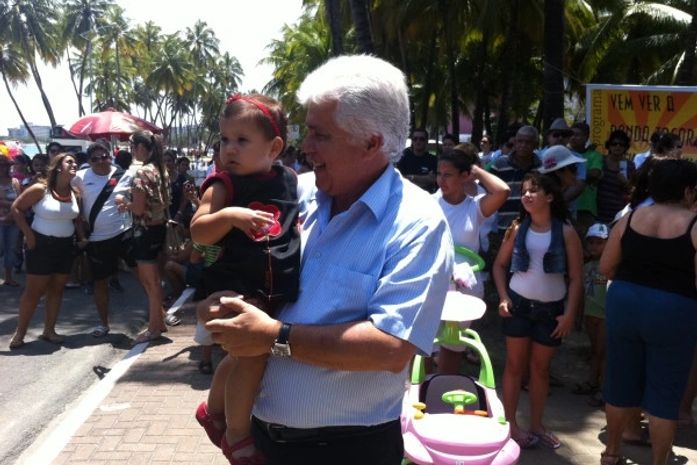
[0,0,305,134]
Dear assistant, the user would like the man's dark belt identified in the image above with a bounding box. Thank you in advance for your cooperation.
[252,416,398,444]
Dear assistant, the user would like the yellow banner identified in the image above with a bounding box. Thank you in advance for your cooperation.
[586,84,697,159]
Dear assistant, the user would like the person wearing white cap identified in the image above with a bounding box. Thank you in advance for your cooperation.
[572,223,609,402]
[538,145,586,215]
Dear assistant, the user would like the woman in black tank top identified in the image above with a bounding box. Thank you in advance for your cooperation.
[598,159,697,465]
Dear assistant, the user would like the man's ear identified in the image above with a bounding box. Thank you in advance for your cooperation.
[364,134,384,157]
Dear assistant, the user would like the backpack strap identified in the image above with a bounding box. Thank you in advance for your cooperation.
[88,167,125,233]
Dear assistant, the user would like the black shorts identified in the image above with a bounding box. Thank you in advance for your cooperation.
[87,230,136,281]
[26,231,75,275]
[131,224,166,263]
[501,288,565,347]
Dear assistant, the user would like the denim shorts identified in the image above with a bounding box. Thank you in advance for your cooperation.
[501,288,565,347]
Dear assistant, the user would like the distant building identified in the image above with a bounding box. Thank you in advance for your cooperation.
[8,123,51,140]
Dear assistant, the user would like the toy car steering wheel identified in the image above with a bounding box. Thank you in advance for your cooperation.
[441,389,478,414]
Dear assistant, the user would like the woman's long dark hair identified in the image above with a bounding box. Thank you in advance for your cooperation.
[130,130,170,207]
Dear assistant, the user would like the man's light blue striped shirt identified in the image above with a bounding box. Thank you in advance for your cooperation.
[253,166,453,428]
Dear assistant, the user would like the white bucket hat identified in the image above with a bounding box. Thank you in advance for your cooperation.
[538,145,586,174]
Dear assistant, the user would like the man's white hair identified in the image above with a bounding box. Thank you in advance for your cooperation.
[297,55,410,163]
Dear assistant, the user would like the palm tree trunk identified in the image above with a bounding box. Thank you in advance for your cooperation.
[28,59,57,128]
[542,0,565,131]
[495,0,520,145]
[440,0,459,138]
[66,52,86,116]
[419,31,439,129]
[349,0,375,54]
[471,38,489,145]
[77,42,91,116]
[325,0,344,56]
[3,72,41,153]
[678,0,697,85]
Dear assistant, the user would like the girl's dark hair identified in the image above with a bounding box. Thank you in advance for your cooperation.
[438,144,478,173]
[221,94,287,152]
[654,133,681,156]
[130,130,169,205]
[516,172,570,224]
[176,156,190,166]
[45,152,78,194]
[648,158,697,203]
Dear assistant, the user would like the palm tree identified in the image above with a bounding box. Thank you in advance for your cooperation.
[325,0,344,55]
[4,0,60,127]
[677,0,697,84]
[146,33,196,130]
[349,0,374,54]
[543,0,565,130]
[60,0,113,116]
[0,43,41,151]
[185,20,219,68]
[262,11,332,122]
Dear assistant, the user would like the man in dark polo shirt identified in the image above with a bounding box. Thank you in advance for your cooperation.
[397,128,437,192]
[489,125,542,234]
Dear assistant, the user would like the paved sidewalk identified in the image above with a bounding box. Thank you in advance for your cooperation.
[38,307,697,465]
[51,305,229,465]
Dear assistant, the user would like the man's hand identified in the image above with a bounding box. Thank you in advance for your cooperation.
[195,290,242,323]
[206,296,282,357]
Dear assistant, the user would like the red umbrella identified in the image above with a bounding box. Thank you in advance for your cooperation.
[67,108,163,141]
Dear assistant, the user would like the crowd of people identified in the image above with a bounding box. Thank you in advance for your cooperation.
[3,53,696,465]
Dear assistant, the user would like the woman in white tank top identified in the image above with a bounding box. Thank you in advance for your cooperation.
[9,153,80,349]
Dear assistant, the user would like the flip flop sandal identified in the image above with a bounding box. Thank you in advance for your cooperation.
[195,401,226,447]
[532,430,561,449]
[512,432,539,449]
[9,334,24,349]
[91,325,110,338]
[164,313,181,326]
[39,333,65,344]
[600,451,625,465]
[133,329,162,345]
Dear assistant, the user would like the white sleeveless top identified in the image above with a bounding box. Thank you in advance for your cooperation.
[509,228,567,302]
[32,189,80,238]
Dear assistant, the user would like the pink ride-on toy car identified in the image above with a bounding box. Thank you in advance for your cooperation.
[401,272,520,464]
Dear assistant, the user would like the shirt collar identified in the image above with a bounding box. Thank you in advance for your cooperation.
[316,165,395,221]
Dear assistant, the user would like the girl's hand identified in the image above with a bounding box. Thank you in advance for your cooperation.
[227,207,275,239]
[498,297,513,318]
[551,313,573,339]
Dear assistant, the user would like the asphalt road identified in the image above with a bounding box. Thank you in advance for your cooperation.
[0,270,148,465]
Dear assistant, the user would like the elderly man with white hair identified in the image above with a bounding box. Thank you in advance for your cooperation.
[201,55,453,465]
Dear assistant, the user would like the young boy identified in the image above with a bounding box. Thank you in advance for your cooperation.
[574,223,609,406]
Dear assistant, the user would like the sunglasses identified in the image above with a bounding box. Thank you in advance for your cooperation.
[90,154,111,162]
[412,136,427,141]
[608,141,625,147]
[549,132,564,138]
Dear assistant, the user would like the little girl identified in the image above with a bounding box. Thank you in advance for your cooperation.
[492,172,583,450]
[573,223,609,406]
[191,94,300,465]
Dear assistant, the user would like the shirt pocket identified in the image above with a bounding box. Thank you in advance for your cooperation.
[313,267,376,324]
